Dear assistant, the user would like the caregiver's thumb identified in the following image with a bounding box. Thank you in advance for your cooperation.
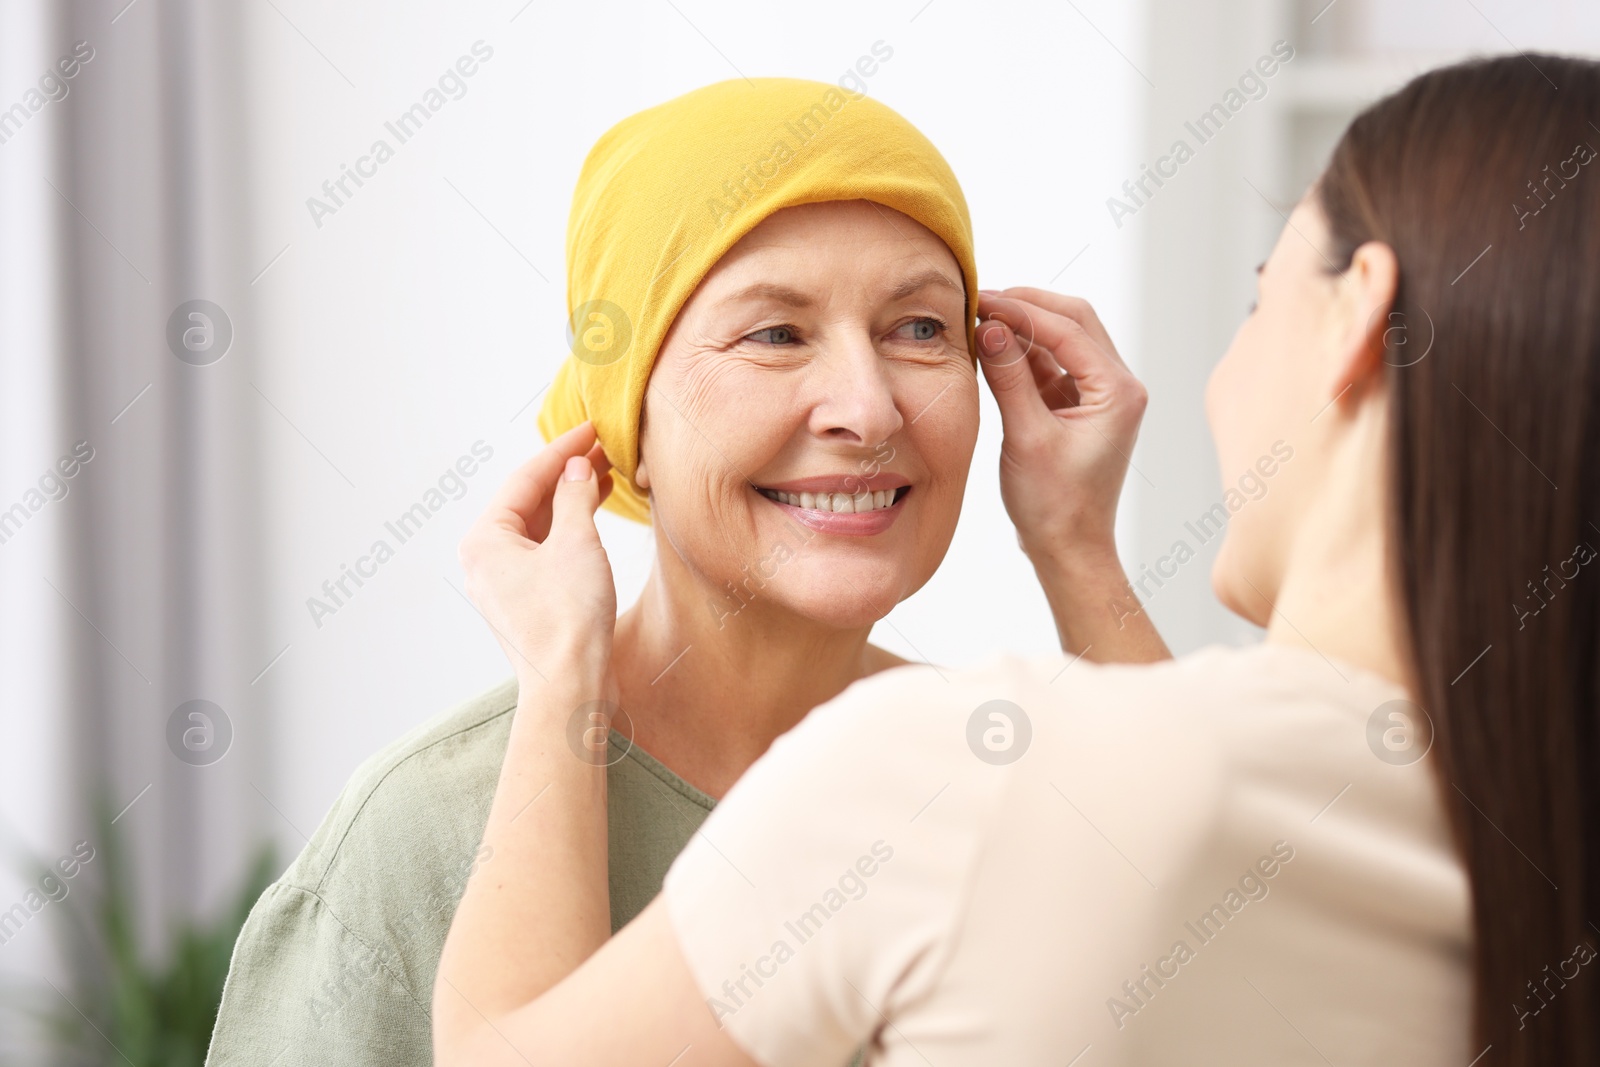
[976,316,1052,446]
[551,454,603,541]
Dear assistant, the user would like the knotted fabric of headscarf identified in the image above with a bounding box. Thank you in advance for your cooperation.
[538,77,978,523]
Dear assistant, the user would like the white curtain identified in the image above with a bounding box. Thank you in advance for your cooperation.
[0,0,267,1053]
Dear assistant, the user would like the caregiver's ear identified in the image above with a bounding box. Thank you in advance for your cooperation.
[1328,239,1400,395]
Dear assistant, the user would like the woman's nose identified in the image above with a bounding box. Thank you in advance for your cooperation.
[806,334,905,446]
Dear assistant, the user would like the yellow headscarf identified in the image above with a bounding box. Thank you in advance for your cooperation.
[538,77,977,523]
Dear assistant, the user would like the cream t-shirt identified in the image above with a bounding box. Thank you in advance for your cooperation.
[663,644,1472,1066]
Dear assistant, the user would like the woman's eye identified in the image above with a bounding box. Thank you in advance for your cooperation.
[896,317,946,342]
[746,325,797,345]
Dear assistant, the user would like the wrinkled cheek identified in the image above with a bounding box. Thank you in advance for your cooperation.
[908,374,979,471]
[902,376,978,553]
[685,373,809,474]
[658,449,742,530]
[654,457,764,582]
[908,361,973,418]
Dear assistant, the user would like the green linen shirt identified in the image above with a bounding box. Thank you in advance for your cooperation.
[205,678,715,1066]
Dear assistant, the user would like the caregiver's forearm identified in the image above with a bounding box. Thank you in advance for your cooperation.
[433,653,612,1060]
[1031,543,1172,663]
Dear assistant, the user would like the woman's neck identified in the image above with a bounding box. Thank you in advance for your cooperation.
[1267,396,1413,694]
[610,564,900,798]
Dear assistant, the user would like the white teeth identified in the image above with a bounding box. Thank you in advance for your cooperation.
[757,487,902,511]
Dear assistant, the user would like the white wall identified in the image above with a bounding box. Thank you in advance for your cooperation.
[244,0,1146,843]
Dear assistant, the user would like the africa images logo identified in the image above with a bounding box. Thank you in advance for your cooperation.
[166,700,233,766]
[966,700,1031,765]
[167,300,233,366]
[1366,699,1434,767]
[1105,40,1295,229]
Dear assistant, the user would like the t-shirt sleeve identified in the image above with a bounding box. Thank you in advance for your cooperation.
[661,663,1014,1067]
[207,681,516,1067]
[205,881,433,1067]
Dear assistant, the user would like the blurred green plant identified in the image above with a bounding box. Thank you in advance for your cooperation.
[2,794,277,1067]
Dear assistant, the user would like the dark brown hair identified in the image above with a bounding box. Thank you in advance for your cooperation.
[1319,54,1600,1065]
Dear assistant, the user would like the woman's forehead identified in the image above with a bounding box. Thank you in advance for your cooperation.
[698,206,962,299]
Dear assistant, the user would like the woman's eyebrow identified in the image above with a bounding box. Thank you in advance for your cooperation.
[718,282,814,308]
[889,268,964,301]
[716,268,962,310]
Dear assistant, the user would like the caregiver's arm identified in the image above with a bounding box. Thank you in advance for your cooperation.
[442,896,754,1067]
[975,289,1172,663]
[432,423,630,1061]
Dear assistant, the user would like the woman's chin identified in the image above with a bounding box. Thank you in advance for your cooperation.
[763,568,910,631]
[1211,559,1271,630]
[802,601,893,631]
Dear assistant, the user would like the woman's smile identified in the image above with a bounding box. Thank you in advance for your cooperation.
[752,474,911,536]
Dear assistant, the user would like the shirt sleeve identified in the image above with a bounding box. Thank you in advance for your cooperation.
[205,881,434,1067]
[662,663,1015,1067]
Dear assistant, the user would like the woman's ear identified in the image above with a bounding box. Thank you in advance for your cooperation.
[633,403,652,490]
[1330,240,1400,396]
[634,437,651,490]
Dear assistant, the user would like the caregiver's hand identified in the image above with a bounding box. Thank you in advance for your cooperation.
[976,288,1171,663]
[436,421,620,1057]
[457,420,618,689]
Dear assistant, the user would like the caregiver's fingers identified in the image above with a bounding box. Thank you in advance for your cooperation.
[976,317,1059,446]
[530,441,615,542]
[484,422,599,541]
[585,441,613,479]
[977,294,1138,412]
[584,442,616,512]
[1011,312,1084,407]
[549,454,604,545]
[987,287,1127,369]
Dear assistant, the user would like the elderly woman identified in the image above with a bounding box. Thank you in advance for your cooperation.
[207,78,1154,1066]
